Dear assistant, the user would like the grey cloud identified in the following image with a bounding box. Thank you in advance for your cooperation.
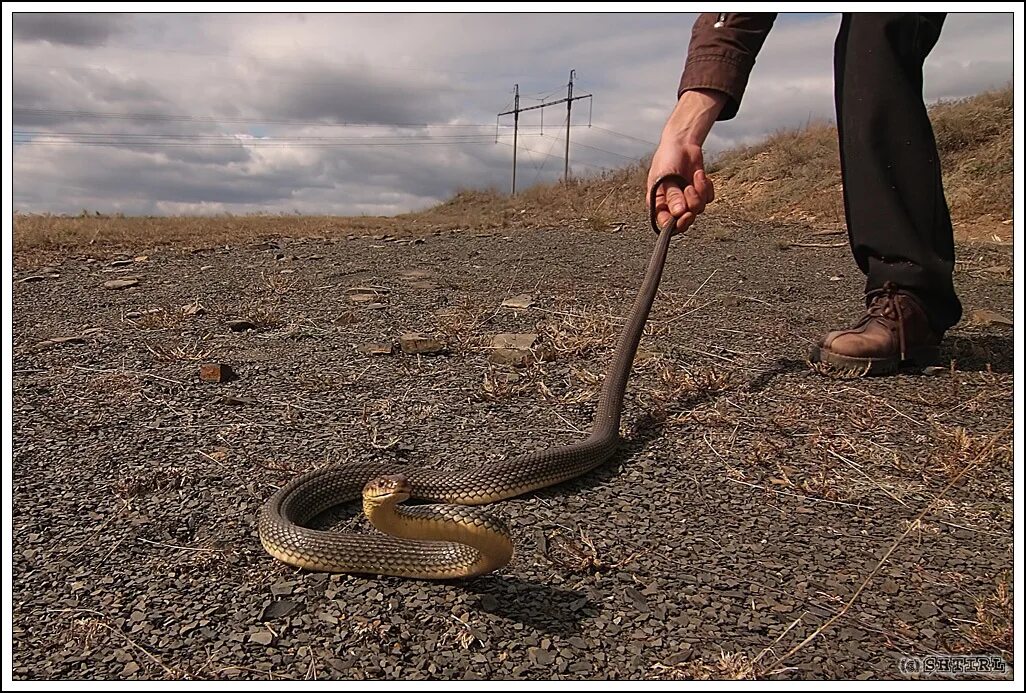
[13,12,128,46]
[246,60,461,125]
[11,13,1012,216]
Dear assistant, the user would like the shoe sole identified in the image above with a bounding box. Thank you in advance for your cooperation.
[808,345,940,377]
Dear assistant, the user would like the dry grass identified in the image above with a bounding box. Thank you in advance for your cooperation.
[926,425,1012,482]
[13,87,1010,255]
[651,651,756,681]
[709,86,1013,239]
[113,466,192,499]
[958,573,1013,656]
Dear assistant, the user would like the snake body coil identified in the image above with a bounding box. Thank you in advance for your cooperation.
[259,223,675,579]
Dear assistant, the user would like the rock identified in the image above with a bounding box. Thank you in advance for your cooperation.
[270,582,295,596]
[250,631,275,646]
[121,661,140,676]
[228,319,257,332]
[199,363,235,383]
[528,647,554,666]
[19,274,57,283]
[880,578,899,595]
[968,309,1012,327]
[110,259,135,267]
[348,294,382,304]
[501,294,535,310]
[104,278,140,290]
[400,333,447,355]
[357,342,394,356]
[260,600,299,620]
[488,333,550,367]
[399,269,433,280]
[182,300,206,316]
[32,328,103,350]
[917,602,938,618]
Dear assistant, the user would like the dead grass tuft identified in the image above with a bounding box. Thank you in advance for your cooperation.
[651,651,756,681]
[113,466,192,499]
[927,425,1012,482]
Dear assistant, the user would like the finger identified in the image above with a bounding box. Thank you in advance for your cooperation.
[664,184,687,218]
[694,170,715,204]
[682,184,705,216]
[675,211,696,233]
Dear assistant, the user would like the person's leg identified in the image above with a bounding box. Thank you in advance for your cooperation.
[813,13,958,374]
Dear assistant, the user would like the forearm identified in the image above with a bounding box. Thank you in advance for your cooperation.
[659,89,728,148]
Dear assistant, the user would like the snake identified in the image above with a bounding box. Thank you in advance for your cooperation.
[258,180,682,579]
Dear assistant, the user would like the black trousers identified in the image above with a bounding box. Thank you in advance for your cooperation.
[834,13,961,331]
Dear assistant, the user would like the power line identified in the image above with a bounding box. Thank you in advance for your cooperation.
[13,138,503,149]
[14,129,514,142]
[497,69,593,192]
[12,107,504,129]
[588,124,659,147]
[496,140,610,173]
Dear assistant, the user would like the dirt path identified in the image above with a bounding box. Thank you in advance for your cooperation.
[11,215,1013,680]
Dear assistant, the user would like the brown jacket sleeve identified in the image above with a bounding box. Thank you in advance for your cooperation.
[677,12,777,120]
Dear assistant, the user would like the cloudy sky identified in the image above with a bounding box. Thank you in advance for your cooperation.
[12,11,1014,216]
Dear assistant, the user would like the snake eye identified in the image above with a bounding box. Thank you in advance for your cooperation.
[363,474,412,500]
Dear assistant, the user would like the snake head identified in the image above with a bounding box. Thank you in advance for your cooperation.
[363,474,412,505]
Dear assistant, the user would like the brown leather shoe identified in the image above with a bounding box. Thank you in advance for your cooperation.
[810,282,941,375]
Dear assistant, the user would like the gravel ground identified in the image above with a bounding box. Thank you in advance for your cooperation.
[11,216,1014,680]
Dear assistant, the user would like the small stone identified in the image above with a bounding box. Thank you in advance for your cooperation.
[400,333,447,355]
[228,319,257,332]
[199,363,235,383]
[348,294,381,304]
[488,333,550,367]
[110,259,135,267]
[528,647,554,666]
[880,578,899,595]
[270,582,295,596]
[182,300,206,316]
[501,294,535,309]
[121,661,140,676]
[399,269,433,280]
[260,600,299,620]
[918,602,938,618]
[968,309,1012,327]
[104,278,140,290]
[409,280,440,290]
[134,255,149,262]
[250,631,275,646]
[357,342,394,356]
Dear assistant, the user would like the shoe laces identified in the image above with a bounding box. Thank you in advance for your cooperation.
[861,281,907,359]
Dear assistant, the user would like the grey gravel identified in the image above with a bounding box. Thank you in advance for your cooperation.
[12,219,1013,681]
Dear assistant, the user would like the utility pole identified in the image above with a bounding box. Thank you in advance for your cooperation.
[497,70,592,195]
[564,69,574,183]
[511,84,519,195]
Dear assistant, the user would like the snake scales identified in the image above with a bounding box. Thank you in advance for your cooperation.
[259,194,679,579]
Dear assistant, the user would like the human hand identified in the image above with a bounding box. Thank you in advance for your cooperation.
[645,88,725,234]
[646,141,714,234]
